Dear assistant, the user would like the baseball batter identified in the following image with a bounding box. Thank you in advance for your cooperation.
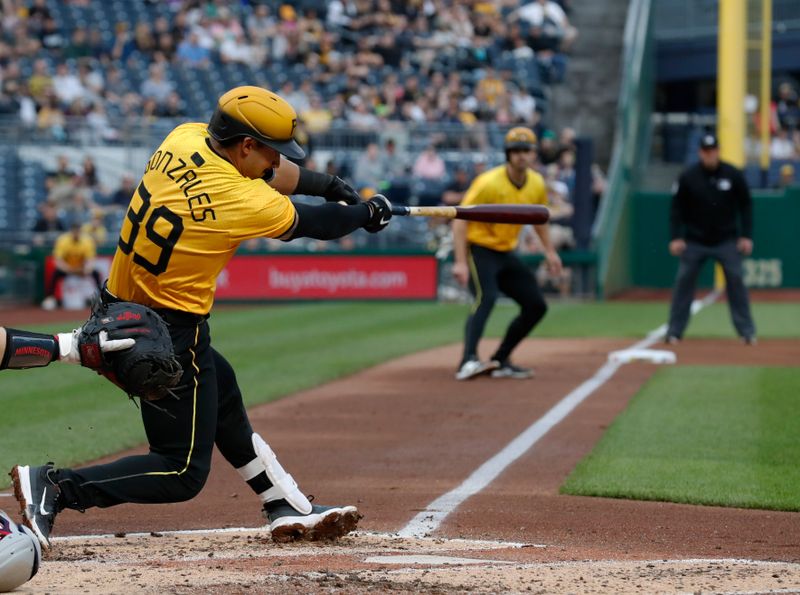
[11,86,392,549]
[453,127,562,380]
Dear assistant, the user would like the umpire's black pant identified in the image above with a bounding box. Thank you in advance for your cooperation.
[57,313,265,510]
[462,244,548,365]
[667,239,756,340]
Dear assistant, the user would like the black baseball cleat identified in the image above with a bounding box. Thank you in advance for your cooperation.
[490,361,535,379]
[265,499,361,543]
[10,463,60,550]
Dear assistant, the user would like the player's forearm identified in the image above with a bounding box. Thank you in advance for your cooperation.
[267,157,301,194]
[0,327,59,370]
[287,201,370,240]
[453,220,468,264]
[534,223,555,253]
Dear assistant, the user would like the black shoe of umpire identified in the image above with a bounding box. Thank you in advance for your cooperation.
[10,463,61,550]
[264,499,361,543]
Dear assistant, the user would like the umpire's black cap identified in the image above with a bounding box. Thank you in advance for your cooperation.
[699,133,718,150]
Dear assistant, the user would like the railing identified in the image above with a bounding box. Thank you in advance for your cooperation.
[653,0,800,40]
[592,0,655,298]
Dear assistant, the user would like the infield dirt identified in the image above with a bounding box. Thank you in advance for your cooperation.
[7,333,797,593]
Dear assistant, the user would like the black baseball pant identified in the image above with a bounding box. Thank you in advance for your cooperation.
[462,244,548,365]
[667,239,756,340]
[56,312,270,511]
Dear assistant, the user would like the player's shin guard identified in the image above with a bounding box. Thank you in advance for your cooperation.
[236,433,312,515]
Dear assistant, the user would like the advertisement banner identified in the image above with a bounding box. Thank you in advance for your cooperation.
[215,254,438,300]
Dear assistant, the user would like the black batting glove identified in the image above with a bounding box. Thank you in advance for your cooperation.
[324,176,361,205]
[364,194,392,233]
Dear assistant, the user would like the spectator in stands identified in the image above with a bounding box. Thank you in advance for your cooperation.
[52,62,86,106]
[38,15,65,52]
[27,58,52,104]
[514,0,578,54]
[107,173,136,210]
[353,142,385,192]
[475,66,507,116]
[665,133,756,345]
[86,101,119,143]
[37,91,67,141]
[176,31,211,67]
[301,94,333,134]
[412,143,446,181]
[64,27,92,59]
[776,163,796,190]
[510,83,537,124]
[775,82,799,132]
[442,167,472,206]
[770,127,796,160]
[41,222,101,310]
[537,129,560,165]
[61,190,94,228]
[31,200,65,235]
[140,64,174,106]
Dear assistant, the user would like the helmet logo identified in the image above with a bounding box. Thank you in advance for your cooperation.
[291,118,297,136]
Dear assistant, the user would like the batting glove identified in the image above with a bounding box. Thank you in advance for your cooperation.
[363,194,392,233]
[323,176,361,205]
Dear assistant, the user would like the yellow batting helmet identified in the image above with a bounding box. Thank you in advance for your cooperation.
[504,126,538,151]
[208,86,304,159]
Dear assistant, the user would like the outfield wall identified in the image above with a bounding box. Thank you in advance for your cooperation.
[631,186,800,289]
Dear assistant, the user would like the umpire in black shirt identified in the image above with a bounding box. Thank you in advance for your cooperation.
[666,133,756,344]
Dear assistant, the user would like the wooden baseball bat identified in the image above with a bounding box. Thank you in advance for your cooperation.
[390,204,550,224]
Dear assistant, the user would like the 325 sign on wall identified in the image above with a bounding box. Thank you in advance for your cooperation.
[743,258,783,288]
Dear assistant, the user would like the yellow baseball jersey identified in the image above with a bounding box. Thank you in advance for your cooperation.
[107,123,296,314]
[53,232,96,269]
[461,165,548,252]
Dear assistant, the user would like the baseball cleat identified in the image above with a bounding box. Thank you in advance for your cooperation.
[265,500,361,543]
[10,464,60,550]
[455,358,499,381]
[490,361,534,379]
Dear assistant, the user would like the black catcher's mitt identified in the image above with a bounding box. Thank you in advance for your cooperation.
[78,301,182,400]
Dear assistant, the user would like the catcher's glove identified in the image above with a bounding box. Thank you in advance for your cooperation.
[77,301,182,401]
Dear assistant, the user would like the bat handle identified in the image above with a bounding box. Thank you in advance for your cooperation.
[390,205,411,216]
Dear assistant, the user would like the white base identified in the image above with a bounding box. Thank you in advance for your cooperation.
[608,349,677,365]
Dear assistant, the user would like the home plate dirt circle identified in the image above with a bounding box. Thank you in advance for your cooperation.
[32,530,800,593]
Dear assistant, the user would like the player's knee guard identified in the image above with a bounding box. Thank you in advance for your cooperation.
[0,509,41,592]
[236,433,312,515]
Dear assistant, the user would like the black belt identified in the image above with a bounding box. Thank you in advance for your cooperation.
[101,283,208,327]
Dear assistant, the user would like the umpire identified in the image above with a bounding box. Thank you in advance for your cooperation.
[452,127,562,380]
[665,132,756,344]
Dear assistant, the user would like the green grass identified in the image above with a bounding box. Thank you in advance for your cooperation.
[1,300,798,493]
[561,366,800,510]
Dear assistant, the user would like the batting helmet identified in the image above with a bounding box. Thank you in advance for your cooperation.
[504,126,538,151]
[0,510,41,592]
[207,86,305,160]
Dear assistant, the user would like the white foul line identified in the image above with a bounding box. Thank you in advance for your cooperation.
[398,291,720,538]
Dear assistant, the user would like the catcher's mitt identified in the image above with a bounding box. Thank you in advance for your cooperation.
[78,301,182,400]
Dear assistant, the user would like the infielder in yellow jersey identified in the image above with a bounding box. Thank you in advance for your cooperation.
[42,224,102,309]
[453,127,562,381]
[12,86,393,549]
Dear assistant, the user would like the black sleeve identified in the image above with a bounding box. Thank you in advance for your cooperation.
[669,173,688,240]
[734,168,753,239]
[285,201,370,241]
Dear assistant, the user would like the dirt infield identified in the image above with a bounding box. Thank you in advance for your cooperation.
[2,305,799,592]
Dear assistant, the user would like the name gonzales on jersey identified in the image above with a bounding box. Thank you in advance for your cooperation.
[144,149,216,223]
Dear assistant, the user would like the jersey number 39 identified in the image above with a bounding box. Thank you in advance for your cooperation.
[118,181,184,276]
